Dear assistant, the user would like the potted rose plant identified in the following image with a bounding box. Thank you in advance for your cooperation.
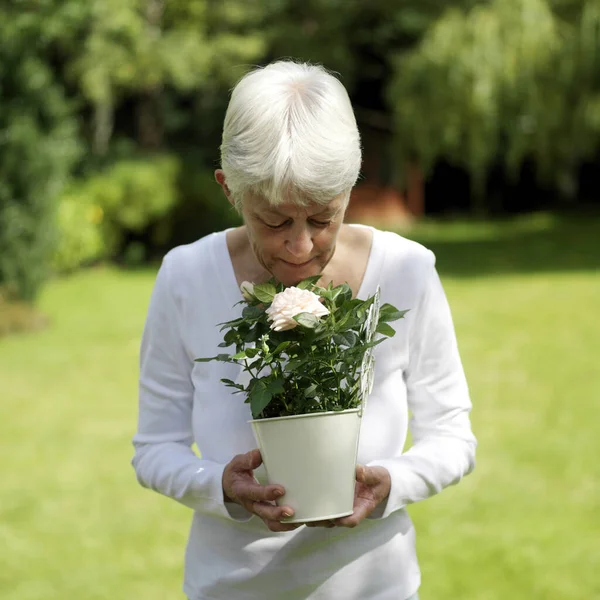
[196,277,407,522]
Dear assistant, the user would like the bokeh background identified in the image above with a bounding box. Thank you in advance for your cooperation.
[1,1,599,598]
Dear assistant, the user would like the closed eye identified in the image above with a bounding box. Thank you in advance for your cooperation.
[264,220,289,230]
[263,219,331,229]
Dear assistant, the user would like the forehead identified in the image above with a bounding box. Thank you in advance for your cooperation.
[249,193,346,217]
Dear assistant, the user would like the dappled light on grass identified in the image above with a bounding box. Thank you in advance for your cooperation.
[400,212,600,276]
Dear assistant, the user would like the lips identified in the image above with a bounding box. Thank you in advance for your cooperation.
[282,258,313,268]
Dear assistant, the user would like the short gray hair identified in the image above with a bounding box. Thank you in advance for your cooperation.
[220,60,361,210]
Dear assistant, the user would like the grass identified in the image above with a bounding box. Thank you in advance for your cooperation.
[1,212,599,599]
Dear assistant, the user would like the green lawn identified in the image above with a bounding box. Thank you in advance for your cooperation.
[1,212,599,599]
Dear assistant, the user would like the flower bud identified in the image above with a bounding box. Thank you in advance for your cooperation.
[240,281,255,302]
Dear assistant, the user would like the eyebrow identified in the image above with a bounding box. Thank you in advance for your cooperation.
[261,206,339,219]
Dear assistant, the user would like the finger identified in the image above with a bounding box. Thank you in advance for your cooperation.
[334,515,359,528]
[356,464,383,487]
[252,501,295,523]
[231,451,286,497]
[234,480,284,504]
[305,520,335,528]
[234,448,262,471]
[335,504,370,528]
[264,519,303,533]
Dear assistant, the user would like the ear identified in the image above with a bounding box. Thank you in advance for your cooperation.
[215,169,235,207]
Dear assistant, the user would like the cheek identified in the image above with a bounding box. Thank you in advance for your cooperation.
[315,228,338,253]
[250,233,282,261]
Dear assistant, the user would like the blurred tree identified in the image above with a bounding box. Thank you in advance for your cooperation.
[263,0,488,213]
[68,0,266,155]
[388,0,600,213]
[0,2,80,302]
[69,0,209,154]
[2,0,599,311]
[265,0,485,94]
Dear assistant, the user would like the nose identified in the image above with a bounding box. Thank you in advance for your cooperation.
[285,225,313,259]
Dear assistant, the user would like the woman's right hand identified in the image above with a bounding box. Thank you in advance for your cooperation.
[222,449,301,532]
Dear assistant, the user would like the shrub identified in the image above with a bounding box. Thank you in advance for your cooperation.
[51,186,106,273]
[90,153,181,258]
[52,154,181,270]
[0,12,80,301]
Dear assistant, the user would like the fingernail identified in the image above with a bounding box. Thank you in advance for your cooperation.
[282,511,293,518]
[273,490,284,497]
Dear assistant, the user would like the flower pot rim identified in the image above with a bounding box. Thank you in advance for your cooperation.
[248,407,361,425]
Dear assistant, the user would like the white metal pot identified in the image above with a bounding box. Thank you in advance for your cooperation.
[249,408,362,523]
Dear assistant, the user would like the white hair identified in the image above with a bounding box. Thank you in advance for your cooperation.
[220,60,361,210]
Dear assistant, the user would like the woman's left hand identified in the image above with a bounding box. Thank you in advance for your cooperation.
[305,464,391,529]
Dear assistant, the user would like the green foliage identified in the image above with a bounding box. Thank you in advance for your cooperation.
[51,186,107,273]
[196,279,407,419]
[3,0,600,305]
[64,0,267,154]
[0,3,81,301]
[68,154,180,260]
[95,155,180,232]
[265,0,481,94]
[168,163,242,247]
[52,155,240,272]
[389,0,600,208]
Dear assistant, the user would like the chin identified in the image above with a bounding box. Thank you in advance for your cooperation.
[273,263,322,286]
[275,273,311,286]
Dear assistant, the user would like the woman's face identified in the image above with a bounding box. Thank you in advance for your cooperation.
[242,192,347,286]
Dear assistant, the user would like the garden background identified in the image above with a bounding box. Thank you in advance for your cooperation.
[1,1,599,598]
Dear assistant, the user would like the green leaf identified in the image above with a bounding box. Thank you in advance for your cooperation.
[218,317,244,330]
[243,325,262,343]
[245,347,259,358]
[232,350,247,360]
[336,284,353,305]
[304,383,318,398]
[272,341,292,355]
[334,311,353,331]
[242,305,264,320]
[333,331,358,347]
[285,358,305,372]
[293,312,320,328]
[220,329,238,347]
[249,380,273,418]
[317,288,335,302]
[253,282,277,303]
[312,330,333,343]
[379,304,409,323]
[375,322,396,337]
[296,275,322,290]
[221,378,245,391]
[266,377,285,396]
[194,353,232,363]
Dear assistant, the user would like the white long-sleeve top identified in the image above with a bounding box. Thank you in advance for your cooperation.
[132,226,477,600]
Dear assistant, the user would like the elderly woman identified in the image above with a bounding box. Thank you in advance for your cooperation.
[132,60,476,600]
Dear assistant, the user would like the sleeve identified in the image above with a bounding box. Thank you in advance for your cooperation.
[367,252,477,518]
[131,253,252,522]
